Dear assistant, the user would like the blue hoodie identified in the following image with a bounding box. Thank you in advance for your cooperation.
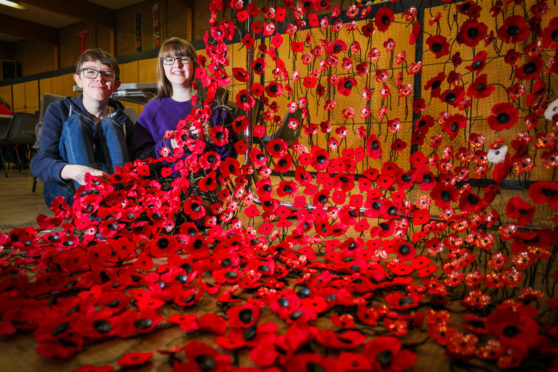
[31,94,134,184]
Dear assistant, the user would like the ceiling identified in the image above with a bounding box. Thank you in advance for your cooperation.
[0,0,147,43]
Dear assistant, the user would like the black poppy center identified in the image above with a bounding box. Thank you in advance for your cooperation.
[254,62,263,71]
[279,158,287,167]
[195,355,216,371]
[542,188,558,197]
[318,195,327,203]
[191,203,201,212]
[284,185,292,193]
[399,244,411,255]
[432,42,442,53]
[467,27,479,39]
[507,25,520,36]
[157,238,169,249]
[371,140,379,150]
[240,94,249,102]
[376,350,393,367]
[472,60,483,69]
[552,29,558,42]
[381,15,390,26]
[373,201,381,210]
[317,155,326,164]
[333,44,342,52]
[441,190,451,201]
[243,324,257,341]
[256,154,265,161]
[432,80,441,89]
[306,362,327,372]
[225,271,237,279]
[398,297,414,306]
[388,206,397,215]
[344,79,353,89]
[445,92,456,103]
[451,122,458,132]
[523,62,536,75]
[239,308,253,324]
[290,311,303,320]
[274,144,282,152]
[297,287,311,298]
[263,184,272,192]
[468,194,479,205]
[497,113,510,123]
[93,320,111,333]
[269,84,278,93]
[503,325,521,338]
[208,155,216,163]
[476,83,486,91]
[134,318,152,329]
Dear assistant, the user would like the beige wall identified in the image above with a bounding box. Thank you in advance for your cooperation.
[3,0,209,78]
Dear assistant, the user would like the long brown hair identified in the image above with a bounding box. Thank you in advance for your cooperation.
[156,37,209,135]
[156,37,204,103]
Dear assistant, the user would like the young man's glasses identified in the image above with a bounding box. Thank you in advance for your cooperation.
[79,68,118,81]
[161,56,193,65]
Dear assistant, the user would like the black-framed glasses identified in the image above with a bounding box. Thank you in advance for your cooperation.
[161,56,193,65]
[79,68,118,81]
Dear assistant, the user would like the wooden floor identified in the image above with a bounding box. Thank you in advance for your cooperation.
[0,166,51,232]
[0,165,554,372]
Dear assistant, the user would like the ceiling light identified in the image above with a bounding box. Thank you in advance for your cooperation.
[0,0,26,9]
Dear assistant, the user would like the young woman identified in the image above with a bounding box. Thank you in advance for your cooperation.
[133,37,236,163]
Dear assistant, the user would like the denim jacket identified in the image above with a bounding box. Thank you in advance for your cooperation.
[30,95,134,184]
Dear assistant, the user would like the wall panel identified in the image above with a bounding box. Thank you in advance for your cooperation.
[0,85,12,110]
[24,80,39,114]
[12,83,25,112]
[138,58,158,83]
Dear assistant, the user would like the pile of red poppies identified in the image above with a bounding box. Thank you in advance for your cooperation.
[1,0,557,371]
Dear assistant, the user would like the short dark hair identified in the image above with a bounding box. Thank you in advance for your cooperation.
[76,49,120,79]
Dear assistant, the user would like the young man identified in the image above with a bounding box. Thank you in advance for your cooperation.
[31,49,134,207]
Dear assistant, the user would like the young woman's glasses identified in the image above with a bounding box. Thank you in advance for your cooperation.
[161,56,193,65]
[79,68,117,81]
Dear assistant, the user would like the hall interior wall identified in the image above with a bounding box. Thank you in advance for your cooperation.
[0,0,555,184]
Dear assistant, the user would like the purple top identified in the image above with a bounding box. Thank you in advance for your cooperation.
[133,97,237,160]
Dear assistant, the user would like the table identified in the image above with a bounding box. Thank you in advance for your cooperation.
[73,83,157,105]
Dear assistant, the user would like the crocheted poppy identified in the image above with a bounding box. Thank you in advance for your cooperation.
[529,181,558,209]
[514,56,544,81]
[466,74,494,98]
[497,15,530,44]
[426,35,450,58]
[363,336,417,371]
[505,196,536,226]
[375,7,394,32]
[457,18,487,47]
[487,102,519,131]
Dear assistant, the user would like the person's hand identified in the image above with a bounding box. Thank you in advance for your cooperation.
[61,164,108,185]
[189,124,200,138]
